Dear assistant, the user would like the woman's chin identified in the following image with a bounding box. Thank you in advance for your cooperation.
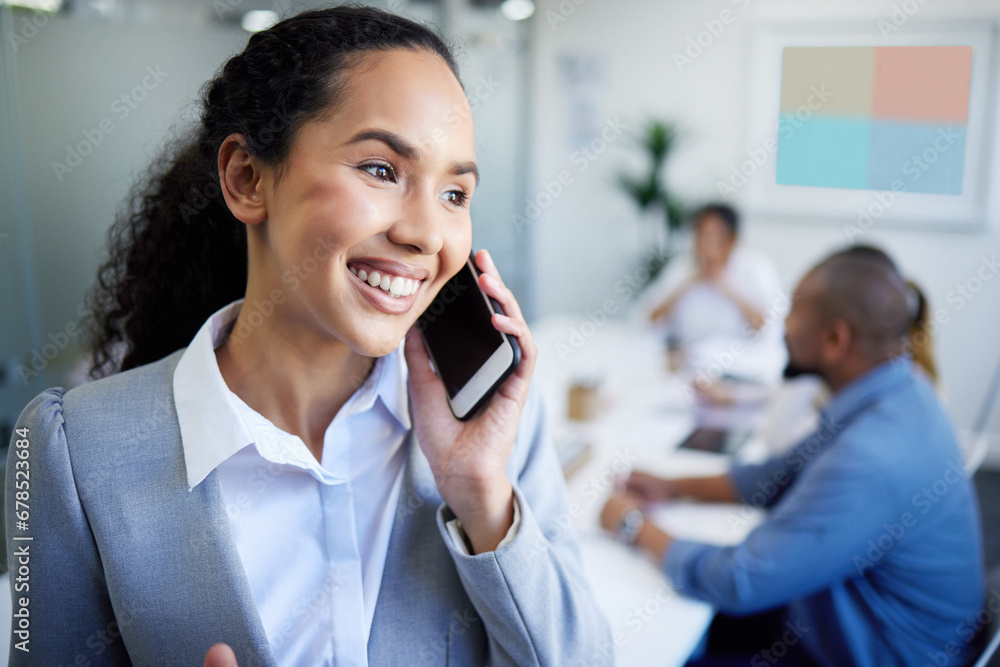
[349,330,407,359]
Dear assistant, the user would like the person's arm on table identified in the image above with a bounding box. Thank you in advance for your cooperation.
[601,439,830,581]
[600,494,676,563]
[625,470,739,504]
[663,455,897,614]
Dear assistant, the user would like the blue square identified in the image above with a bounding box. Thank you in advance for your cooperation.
[776,115,871,190]
[867,121,966,195]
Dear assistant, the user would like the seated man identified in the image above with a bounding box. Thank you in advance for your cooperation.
[640,203,786,385]
[603,252,985,666]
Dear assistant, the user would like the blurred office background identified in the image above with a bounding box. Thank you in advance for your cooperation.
[1,0,1000,652]
[4,0,1000,441]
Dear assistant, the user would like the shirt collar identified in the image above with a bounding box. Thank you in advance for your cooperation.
[173,298,411,489]
[820,357,912,428]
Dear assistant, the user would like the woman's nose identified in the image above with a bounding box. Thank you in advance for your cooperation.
[386,188,445,255]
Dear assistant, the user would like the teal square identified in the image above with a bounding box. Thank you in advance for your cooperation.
[776,115,871,190]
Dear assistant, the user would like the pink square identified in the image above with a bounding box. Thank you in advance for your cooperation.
[872,46,972,123]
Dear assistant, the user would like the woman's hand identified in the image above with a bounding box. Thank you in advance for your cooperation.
[403,249,537,555]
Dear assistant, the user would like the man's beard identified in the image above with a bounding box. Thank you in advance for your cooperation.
[783,360,820,379]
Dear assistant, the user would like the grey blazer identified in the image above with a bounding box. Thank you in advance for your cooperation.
[5,349,613,666]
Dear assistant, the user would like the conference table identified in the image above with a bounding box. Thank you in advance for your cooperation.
[531,317,767,667]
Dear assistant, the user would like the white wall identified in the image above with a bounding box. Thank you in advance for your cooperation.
[526,0,1000,436]
[0,10,249,426]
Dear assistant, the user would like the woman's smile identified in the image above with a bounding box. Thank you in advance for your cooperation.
[348,258,429,314]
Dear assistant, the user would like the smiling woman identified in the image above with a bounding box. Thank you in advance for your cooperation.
[5,6,611,666]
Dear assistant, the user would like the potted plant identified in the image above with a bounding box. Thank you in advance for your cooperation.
[616,119,689,281]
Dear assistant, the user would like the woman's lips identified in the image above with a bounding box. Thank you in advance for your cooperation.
[349,265,422,314]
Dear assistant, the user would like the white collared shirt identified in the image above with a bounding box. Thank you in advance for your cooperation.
[173,299,518,666]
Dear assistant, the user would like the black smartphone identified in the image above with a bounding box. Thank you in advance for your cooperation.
[416,254,521,420]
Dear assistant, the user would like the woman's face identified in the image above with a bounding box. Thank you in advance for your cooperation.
[252,49,477,357]
[694,213,735,275]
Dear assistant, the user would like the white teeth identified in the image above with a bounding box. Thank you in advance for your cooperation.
[352,265,422,298]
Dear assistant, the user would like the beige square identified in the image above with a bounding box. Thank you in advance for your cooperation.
[780,47,875,117]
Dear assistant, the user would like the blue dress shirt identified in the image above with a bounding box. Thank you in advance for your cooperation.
[664,359,985,666]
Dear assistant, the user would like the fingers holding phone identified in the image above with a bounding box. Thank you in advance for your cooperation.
[471,248,537,408]
[403,249,536,552]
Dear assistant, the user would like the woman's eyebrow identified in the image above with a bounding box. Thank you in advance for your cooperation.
[450,160,479,186]
[346,129,418,159]
[345,128,479,185]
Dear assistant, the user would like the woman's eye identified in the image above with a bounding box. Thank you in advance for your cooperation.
[361,162,396,182]
[445,190,469,207]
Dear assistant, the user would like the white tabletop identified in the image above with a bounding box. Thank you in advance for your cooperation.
[532,317,764,667]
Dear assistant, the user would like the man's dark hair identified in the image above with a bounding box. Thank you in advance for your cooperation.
[811,256,911,357]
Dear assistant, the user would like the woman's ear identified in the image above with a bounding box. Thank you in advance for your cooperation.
[218,134,267,225]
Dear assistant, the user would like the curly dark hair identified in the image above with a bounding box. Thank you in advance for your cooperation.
[85,5,459,379]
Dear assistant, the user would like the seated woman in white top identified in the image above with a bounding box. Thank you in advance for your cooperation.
[641,204,786,385]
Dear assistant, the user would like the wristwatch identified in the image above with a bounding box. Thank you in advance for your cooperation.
[618,508,645,545]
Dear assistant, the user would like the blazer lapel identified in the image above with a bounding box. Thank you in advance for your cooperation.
[180,468,280,667]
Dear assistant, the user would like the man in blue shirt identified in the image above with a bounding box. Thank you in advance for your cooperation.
[602,253,985,666]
